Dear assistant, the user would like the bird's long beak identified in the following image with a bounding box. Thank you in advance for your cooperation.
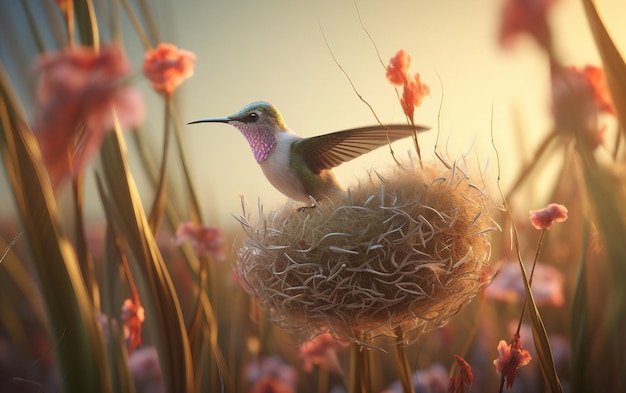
[187,117,231,125]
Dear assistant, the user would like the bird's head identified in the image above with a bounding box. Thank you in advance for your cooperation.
[188,101,288,163]
[188,101,288,134]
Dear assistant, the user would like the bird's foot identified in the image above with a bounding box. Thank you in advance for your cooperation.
[297,205,316,212]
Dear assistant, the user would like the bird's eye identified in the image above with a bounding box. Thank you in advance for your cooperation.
[247,112,258,122]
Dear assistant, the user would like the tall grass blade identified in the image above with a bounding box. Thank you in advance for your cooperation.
[582,0,626,136]
[0,63,111,393]
[99,123,195,393]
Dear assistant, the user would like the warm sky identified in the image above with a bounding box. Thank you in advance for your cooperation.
[173,0,625,227]
[0,0,625,228]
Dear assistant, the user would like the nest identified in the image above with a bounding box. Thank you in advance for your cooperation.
[236,161,494,344]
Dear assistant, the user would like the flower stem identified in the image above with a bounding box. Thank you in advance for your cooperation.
[20,1,46,53]
[515,229,546,336]
[188,256,207,348]
[528,229,546,285]
[170,105,204,224]
[393,327,415,393]
[506,131,558,201]
[138,0,161,45]
[320,28,402,166]
[452,294,487,377]
[82,0,99,51]
[187,254,209,385]
[317,363,329,393]
[409,117,423,169]
[65,1,74,48]
[612,124,621,161]
[348,343,365,393]
[148,97,171,232]
[72,171,100,310]
[498,373,506,393]
[116,237,140,308]
[361,347,372,392]
[120,0,152,50]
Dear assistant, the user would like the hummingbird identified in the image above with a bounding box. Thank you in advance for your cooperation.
[189,101,429,203]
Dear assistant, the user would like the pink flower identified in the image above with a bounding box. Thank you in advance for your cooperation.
[175,222,225,259]
[486,260,564,307]
[55,0,73,12]
[400,73,430,121]
[32,44,144,189]
[552,65,615,149]
[143,43,196,96]
[298,333,348,373]
[529,203,568,230]
[448,355,474,393]
[121,298,145,353]
[499,0,557,50]
[386,49,411,86]
[577,65,615,115]
[386,50,430,123]
[493,335,532,388]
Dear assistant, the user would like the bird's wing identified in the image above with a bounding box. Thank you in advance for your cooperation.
[292,124,429,174]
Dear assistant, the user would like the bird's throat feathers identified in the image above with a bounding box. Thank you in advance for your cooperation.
[240,125,277,163]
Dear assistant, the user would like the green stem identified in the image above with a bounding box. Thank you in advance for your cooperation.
[201,287,229,391]
[612,125,621,161]
[169,104,224,386]
[170,105,204,224]
[72,171,100,310]
[120,0,152,50]
[515,229,546,336]
[73,0,99,49]
[20,1,46,53]
[188,255,207,369]
[569,219,591,393]
[148,97,171,232]
[131,126,205,293]
[138,0,161,45]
